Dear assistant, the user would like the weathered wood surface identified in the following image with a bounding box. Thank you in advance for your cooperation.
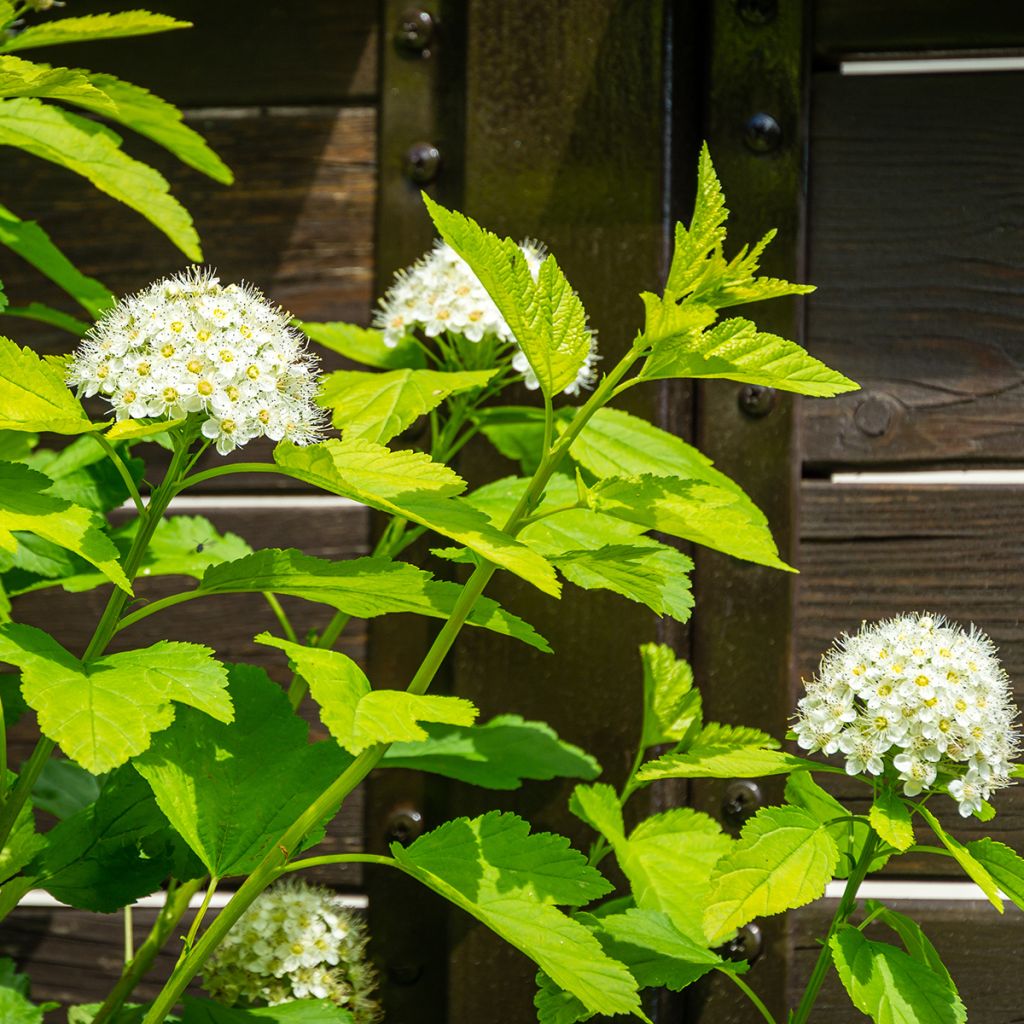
[24,0,378,105]
[790,899,1024,1022]
[802,72,1024,468]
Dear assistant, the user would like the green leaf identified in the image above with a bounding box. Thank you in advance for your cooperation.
[863,901,956,990]
[0,301,90,335]
[382,714,600,789]
[180,996,353,1023]
[0,779,44,884]
[105,417,186,441]
[637,747,822,782]
[0,336,93,433]
[465,472,578,526]
[423,195,592,397]
[274,440,560,596]
[257,634,477,753]
[298,320,425,369]
[0,956,30,996]
[0,97,200,260]
[0,11,190,52]
[965,838,1024,910]
[703,805,839,943]
[475,405,550,475]
[918,805,1002,912]
[0,988,42,1024]
[0,461,129,590]
[639,642,699,749]
[0,624,232,773]
[392,811,640,1019]
[830,925,966,1024]
[694,722,779,749]
[135,515,252,580]
[0,55,113,108]
[640,308,857,397]
[568,782,625,842]
[195,549,549,651]
[870,790,915,852]
[133,664,350,878]
[319,367,496,443]
[589,474,792,571]
[32,757,100,819]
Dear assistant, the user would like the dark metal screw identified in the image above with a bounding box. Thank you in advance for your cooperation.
[384,803,424,846]
[395,8,435,54]
[738,384,776,417]
[718,922,764,964]
[722,780,763,827]
[743,112,783,154]
[736,0,778,24]
[403,142,442,184]
[854,395,894,438]
[387,962,424,986]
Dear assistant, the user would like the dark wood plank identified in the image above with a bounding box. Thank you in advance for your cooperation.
[814,0,1024,60]
[802,72,1024,468]
[798,481,1024,858]
[790,898,1024,1022]
[20,0,377,105]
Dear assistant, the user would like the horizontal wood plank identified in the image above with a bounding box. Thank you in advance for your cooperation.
[23,0,377,105]
[802,72,1024,468]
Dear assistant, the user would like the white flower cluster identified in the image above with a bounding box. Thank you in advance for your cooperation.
[373,239,599,396]
[67,268,325,455]
[203,879,380,1022]
[795,614,1020,817]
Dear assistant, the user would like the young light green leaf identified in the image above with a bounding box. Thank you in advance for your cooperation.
[105,417,186,441]
[965,838,1024,910]
[640,309,858,397]
[870,790,915,852]
[666,143,729,296]
[180,996,354,1023]
[0,55,113,108]
[257,634,478,754]
[589,474,793,571]
[637,747,822,782]
[275,440,560,596]
[133,664,351,878]
[639,642,700,749]
[0,781,44,885]
[382,714,600,789]
[0,301,90,336]
[863,901,956,990]
[423,195,592,397]
[318,367,496,442]
[918,805,1002,912]
[0,11,190,52]
[694,722,779,750]
[0,987,43,1024]
[0,624,231,773]
[830,925,966,1024]
[0,97,200,260]
[703,805,839,943]
[298,320,425,370]
[0,336,93,433]
[392,811,640,1019]
[195,549,549,651]
[568,783,624,842]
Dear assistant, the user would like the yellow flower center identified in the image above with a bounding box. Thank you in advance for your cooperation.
[220,419,236,434]
[136,362,151,376]
[226,385,240,402]
[187,359,203,374]
[239,324,252,339]
[197,380,214,396]
[258,409,270,424]
[162,387,179,404]
[246,365,260,380]
[197,329,211,342]
[170,322,183,333]
[219,349,234,363]
[938,719,951,733]
[213,308,225,318]
[122,390,136,403]
[914,675,929,687]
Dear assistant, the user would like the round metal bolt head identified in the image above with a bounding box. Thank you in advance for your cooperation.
[722,779,763,827]
[403,142,442,184]
[385,803,425,846]
[719,922,765,964]
[736,0,778,23]
[738,384,776,417]
[743,112,783,154]
[395,8,435,54]
[853,394,895,438]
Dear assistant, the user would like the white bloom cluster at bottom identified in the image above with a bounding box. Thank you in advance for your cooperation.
[203,879,380,1022]
[795,614,1020,817]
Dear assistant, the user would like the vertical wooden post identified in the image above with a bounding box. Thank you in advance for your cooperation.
[687,2,809,1022]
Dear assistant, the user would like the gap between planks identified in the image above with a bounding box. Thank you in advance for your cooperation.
[831,469,1024,486]
[824,879,1010,902]
[123,495,364,511]
[841,55,1024,76]
[18,889,368,911]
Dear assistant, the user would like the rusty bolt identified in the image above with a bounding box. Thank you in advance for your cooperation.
[743,112,783,154]
[403,142,442,184]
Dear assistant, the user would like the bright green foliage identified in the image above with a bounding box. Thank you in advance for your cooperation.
[258,634,478,754]
[275,440,560,595]
[0,97,200,260]
[0,11,190,52]
[180,996,354,1023]
[636,746,821,782]
[694,722,778,749]
[23,433,138,513]
[588,474,793,571]
[864,902,957,991]
[568,782,624,841]
[703,805,839,943]
[1,301,90,334]
[918,806,1002,911]
[382,714,601,789]
[830,925,966,1024]
[133,665,350,878]
[0,461,128,590]
[0,782,43,884]
[640,306,857,397]
[966,838,1024,910]
[476,405,552,474]
[0,55,113,108]
[639,642,699,749]
[32,758,101,819]
[423,195,592,397]
[0,988,42,1024]
[195,548,549,650]
[105,418,186,441]
[319,368,496,442]
[870,790,915,852]
[0,336,93,433]
[392,811,641,1019]
[0,624,232,772]
[132,515,252,580]
[299,321,425,370]
[28,767,177,911]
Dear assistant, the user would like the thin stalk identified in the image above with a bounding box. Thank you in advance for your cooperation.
[719,967,779,1024]
[181,877,220,959]
[124,906,134,964]
[0,691,6,802]
[278,853,396,875]
[263,594,298,645]
[790,830,880,1024]
[92,433,146,518]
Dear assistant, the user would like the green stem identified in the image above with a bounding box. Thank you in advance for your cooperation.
[124,906,134,964]
[790,830,880,1024]
[0,691,6,803]
[181,877,220,959]
[278,853,396,875]
[263,594,298,645]
[91,433,146,518]
[719,967,779,1024]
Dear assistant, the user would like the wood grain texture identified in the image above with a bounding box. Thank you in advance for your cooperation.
[21,0,378,106]
[802,72,1024,468]
[790,899,1024,1023]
